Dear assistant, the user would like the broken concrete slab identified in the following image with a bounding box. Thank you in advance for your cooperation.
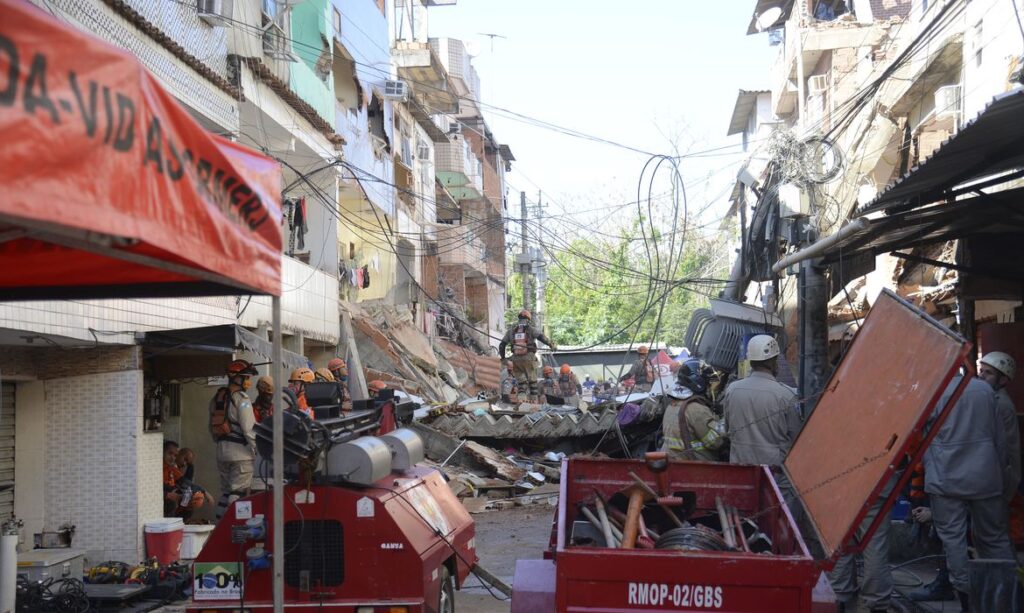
[463,441,527,482]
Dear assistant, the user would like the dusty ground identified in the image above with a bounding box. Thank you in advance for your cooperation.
[455,505,555,613]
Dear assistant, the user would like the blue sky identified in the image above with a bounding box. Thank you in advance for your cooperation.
[429,1,775,231]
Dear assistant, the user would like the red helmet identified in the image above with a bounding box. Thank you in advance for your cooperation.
[560,364,571,375]
[518,309,532,320]
[327,357,346,371]
[227,359,258,377]
[368,380,387,393]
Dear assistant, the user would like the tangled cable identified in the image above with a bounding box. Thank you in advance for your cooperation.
[16,576,91,613]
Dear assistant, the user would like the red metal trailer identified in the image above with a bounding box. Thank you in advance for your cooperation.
[186,466,474,612]
[512,289,973,612]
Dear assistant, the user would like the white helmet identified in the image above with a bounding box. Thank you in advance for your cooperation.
[747,335,780,361]
[980,352,1016,381]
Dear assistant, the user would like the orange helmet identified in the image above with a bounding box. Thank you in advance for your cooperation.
[637,345,649,355]
[560,364,571,375]
[256,376,274,394]
[289,367,315,383]
[227,359,258,377]
[368,380,387,393]
[518,309,532,320]
[542,366,553,376]
[314,368,335,382]
[327,357,346,371]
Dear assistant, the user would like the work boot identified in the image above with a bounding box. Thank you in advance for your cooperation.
[956,590,969,612]
[907,568,955,601]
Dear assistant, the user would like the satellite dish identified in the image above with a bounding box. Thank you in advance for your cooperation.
[464,40,481,57]
[756,6,783,32]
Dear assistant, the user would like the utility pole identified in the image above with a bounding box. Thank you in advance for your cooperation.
[517,191,533,313]
[535,190,546,332]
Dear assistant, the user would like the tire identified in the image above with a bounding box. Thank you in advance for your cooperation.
[437,565,455,613]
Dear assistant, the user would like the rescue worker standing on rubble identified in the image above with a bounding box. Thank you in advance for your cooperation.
[540,365,556,400]
[548,364,582,407]
[498,309,556,403]
[662,358,726,461]
[923,371,1014,611]
[209,359,258,520]
[621,345,656,392]
[501,361,519,404]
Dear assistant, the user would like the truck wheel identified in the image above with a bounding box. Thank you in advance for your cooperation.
[438,566,455,613]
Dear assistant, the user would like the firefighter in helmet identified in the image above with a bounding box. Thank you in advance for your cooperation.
[287,367,315,419]
[498,309,556,403]
[327,357,352,407]
[209,359,258,519]
[662,358,725,462]
[620,345,656,392]
[546,364,582,407]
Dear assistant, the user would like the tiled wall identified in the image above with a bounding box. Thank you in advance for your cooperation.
[43,369,157,563]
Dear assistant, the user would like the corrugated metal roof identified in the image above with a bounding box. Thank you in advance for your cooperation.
[861,89,1024,214]
[436,339,502,392]
[727,89,770,136]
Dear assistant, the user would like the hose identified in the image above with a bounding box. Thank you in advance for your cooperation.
[654,526,733,552]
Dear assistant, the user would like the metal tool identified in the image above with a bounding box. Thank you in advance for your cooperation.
[594,497,618,548]
[628,471,684,529]
[619,479,655,549]
[715,496,736,549]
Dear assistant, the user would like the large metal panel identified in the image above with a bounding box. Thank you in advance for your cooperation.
[784,289,970,560]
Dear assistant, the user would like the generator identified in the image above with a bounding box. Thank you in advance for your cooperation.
[188,391,475,612]
[511,290,973,612]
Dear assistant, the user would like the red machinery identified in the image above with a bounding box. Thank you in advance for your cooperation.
[188,402,475,612]
[511,290,974,612]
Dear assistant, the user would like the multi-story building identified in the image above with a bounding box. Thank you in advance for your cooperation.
[726,0,1024,403]
[0,0,517,562]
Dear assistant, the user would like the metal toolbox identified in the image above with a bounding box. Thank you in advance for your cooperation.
[512,289,974,612]
[17,548,86,583]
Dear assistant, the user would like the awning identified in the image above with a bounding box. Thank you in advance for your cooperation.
[860,89,1024,215]
[727,89,769,136]
[0,1,283,300]
[143,325,308,370]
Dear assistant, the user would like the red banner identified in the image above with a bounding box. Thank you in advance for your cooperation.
[0,0,282,298]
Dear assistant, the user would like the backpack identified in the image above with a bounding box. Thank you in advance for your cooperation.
[512,324,530,356]
[209,387,237,439]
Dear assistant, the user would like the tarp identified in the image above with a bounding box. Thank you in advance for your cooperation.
[0,0,282,299]
[143,325,308,370]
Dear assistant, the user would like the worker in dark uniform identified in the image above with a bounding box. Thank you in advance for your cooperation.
[500,361,519,403]
[498,309,556,403]
[621,345,656,392]
[539,365,556,401]
[327,357,352,408]
[662,359,725,461]
[546,364,582,407]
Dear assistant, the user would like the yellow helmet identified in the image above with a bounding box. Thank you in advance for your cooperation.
[289,367,315,383]
[256,376,274,394]
[314,367,335,382]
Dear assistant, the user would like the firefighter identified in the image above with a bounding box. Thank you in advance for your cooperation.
[539,365,556,400]
[978,351,1020,501]
[368,379,388,400]
[923,374,1014,610]
[620,345,656,392]
[287,367,316,419]
[662,359,725,462]
[314,367,335,382]
[547,364,582,407]
[327,357,352,406]
[253,375,274,423]
[209,359,258,520]
[498,309,556,403]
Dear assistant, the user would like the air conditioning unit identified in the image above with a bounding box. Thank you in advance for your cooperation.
[383,80,408,101]
[197,0,232,26]
[934,84,961,121]
[807,74,828,95]
[448,121,461,135]
[263,23,299,62]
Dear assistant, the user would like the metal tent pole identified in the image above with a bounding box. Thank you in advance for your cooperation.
[272,295,284,613]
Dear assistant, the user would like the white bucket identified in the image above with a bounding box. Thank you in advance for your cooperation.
[180,524,215,560]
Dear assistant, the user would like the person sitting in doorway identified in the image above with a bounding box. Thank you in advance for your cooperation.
[163,440,206,520]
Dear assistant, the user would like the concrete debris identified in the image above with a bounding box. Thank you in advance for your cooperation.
[463,441,527,482]
[435,339,501,394]
[424,400,663,440]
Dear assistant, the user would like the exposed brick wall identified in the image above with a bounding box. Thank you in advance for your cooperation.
[439,265,466,306]
[44,369,154,563]
[422,251,440,302]
[869,0,911,20]
[465,280,488,323]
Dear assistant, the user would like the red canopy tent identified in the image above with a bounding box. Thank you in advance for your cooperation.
[0,3,289,608]
[0,0,281,299]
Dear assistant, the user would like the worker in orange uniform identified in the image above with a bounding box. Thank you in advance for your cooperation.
[287,367,315,419]
[368,379,388,400]
[547,364,582,407]
[209,359,258,520]
[498,309,556,403]
[539,365,556,401]
[621,345,656,393]
[327,357,352,407]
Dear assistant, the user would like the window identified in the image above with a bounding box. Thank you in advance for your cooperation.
[262,0,278,21]
[973,20,983,67]
[332,7,342,37]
